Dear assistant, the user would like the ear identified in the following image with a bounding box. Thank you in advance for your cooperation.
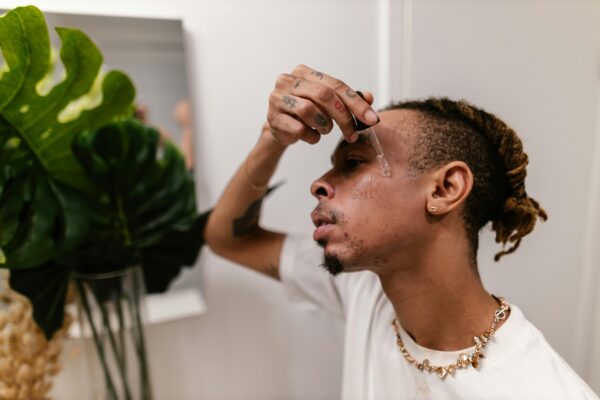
[425,161,473,216]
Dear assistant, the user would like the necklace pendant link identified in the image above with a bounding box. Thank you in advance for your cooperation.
[391,295,510,380]
[422,359,431,370]
[436,366,448,379]
[494,308,507,320]
[447,365,456,376]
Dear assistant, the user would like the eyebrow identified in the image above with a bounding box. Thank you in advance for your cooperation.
[330,135,371,164]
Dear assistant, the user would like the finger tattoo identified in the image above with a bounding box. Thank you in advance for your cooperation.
[334,100,344,112]
[311,71,324,80]
[315,113,328,129]
[283,95,297,109]
[294,79,304,88]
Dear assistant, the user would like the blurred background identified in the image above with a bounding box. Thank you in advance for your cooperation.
[1,0,599,398]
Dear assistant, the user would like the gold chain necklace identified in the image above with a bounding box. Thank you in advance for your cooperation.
[391,296,510,380]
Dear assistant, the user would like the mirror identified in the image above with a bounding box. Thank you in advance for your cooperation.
[43,11,194,169]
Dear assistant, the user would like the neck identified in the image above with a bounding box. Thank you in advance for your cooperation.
[376,236,503,351]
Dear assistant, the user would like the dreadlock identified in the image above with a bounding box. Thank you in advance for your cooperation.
[383,98,547,261]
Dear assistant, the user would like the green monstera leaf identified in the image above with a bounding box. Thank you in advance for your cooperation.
[141,209,212,293]
[9,119,201,338]
[9,260,70,339]
[0,6,135,269]
[71,119,197,274]
[140,183,282,294]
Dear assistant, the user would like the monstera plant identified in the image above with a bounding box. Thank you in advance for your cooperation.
[0,4,209,345]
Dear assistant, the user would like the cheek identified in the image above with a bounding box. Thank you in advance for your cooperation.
[337,175,425,257]
[350,175,377,201]
[345,174,408,225]
[347,174,412,216]
[322,168,428,267]
[334,176,395,257]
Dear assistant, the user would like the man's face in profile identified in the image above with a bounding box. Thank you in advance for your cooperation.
[310,109,434,275]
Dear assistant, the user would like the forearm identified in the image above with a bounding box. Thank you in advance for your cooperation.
[205,129,287,277]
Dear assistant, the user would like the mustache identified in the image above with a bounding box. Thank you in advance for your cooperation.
[311,204,338,223]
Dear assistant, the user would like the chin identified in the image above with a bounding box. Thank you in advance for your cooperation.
[320,248,367,276]
[316,234,371,274]
[321,253,345,276]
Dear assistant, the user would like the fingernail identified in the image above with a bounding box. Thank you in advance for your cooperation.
[364,109,379,125]
[347,133,359,143]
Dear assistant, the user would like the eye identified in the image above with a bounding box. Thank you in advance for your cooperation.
[343,157,365,170]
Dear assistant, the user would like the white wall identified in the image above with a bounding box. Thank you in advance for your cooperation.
[403,0,600,393]
[2,0,599,398]
[581,78,600,390]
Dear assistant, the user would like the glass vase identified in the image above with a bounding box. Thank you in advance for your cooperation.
[72,267,153,400]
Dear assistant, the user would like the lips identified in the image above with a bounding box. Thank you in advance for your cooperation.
[311,210,336,241]
[313,223,335,241]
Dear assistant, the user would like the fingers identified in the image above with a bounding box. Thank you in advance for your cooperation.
[268,112,321,145]
[291,64,379,130]
[267,65,378,145]
[290,78,355,137]
[270,88,333,134]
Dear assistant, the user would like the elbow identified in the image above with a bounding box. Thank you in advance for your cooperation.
[205,210,266,262]
[204,212,245,258]
[204,212,227,255]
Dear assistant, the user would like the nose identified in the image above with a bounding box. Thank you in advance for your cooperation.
[311,176,334,200]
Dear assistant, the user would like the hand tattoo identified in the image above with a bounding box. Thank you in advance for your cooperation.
[311,71,324,80]
[294,79,304,88]
[315,113,328,129]
[283,95,297,109]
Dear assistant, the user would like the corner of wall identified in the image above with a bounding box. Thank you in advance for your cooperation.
[573,73,600,392]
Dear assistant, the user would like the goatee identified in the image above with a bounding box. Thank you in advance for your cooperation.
[321,254,344,276]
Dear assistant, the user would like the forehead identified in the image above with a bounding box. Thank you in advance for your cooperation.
[332,109,423,161]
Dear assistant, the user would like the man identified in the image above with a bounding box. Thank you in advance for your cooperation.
[205,65,598,399]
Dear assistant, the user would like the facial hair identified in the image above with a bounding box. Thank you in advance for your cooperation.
[321,253,344,276]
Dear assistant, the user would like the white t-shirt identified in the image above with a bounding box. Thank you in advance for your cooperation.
[280,234,599,400]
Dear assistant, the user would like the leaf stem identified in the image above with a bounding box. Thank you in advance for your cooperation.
[115,281,127,373]
[98,290,133,400]
[129,270,153,399]
[75,280,119,400]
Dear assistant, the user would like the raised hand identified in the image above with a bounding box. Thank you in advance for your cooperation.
[267,64,377,146]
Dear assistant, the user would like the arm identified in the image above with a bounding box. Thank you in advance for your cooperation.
[205,64,378,280]
[205,124,288,280]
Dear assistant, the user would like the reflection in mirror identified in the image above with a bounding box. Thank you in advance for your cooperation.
[44,12,194,170]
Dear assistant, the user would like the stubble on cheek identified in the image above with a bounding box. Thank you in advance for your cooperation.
[330,231,391,271]
[341,208,396,267]
[324,176,393,270]
[337,219,391,269]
